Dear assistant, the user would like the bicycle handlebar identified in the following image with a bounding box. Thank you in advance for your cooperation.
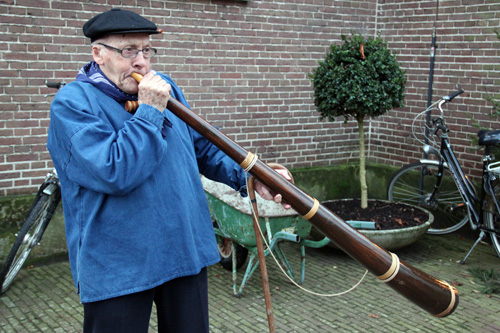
[46,81,66,89]
[443,89,464,102]
[436,88,465,119]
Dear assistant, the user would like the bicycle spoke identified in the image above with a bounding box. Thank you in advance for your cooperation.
[0,188,60,294]
[388,161,469,234]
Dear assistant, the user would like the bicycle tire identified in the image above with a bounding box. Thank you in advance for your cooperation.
[0,189,61,293]
[387,161,469,234]
[483,179,500,258]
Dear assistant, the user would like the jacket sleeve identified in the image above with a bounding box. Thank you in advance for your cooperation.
[191,127,247,195]
[47,83,167,195]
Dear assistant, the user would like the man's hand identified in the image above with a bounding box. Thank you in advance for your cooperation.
[253,168,292,209]
[137,71,171,112]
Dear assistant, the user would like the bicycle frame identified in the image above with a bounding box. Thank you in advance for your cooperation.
[421,96,500,262]
[438,137,480,226]
[423,99,482,229]
[388,88,500,262]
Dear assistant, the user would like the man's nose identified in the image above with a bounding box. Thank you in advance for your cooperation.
[132,52,148,67]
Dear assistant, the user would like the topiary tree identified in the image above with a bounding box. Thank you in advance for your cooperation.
[309,34,406,209]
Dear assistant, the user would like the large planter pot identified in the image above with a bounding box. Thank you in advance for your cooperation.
[357,217,433,250]
[312,199,434,251]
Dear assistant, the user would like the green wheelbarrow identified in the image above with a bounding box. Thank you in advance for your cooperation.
[202,176,330,296]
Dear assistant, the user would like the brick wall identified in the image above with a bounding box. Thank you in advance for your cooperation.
[0,0,498,196]
[373,0,500,180]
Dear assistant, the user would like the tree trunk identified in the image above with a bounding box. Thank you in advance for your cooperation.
[357,116,368,209]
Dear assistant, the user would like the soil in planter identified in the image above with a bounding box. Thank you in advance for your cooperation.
[322,199,428,230]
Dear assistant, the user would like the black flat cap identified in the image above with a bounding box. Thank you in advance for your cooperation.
[83,8,161,42]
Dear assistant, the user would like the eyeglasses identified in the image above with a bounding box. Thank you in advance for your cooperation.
[97,43,158,59]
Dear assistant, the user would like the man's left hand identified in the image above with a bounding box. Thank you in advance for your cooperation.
[253,169,292,209]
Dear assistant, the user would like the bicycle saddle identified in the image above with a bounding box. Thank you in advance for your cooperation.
[478,129,500,146]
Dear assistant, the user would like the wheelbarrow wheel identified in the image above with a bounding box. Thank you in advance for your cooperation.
[216,235,248,270]
[212,220,249,270]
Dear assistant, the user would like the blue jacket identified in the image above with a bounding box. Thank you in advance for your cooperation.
[47,73,247,303]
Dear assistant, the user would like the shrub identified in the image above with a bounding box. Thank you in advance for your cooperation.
[310,34,406,208]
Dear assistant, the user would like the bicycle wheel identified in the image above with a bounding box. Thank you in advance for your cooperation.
[387,161,469,234]
[483,178,500,258]
[0,189,60,293]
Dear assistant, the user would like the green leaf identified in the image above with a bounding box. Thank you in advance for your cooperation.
[309,33,406,120]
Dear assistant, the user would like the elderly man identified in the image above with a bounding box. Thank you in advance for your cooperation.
[47,8,289,332]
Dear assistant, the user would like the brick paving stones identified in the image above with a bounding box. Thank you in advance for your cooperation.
[1,233,499,332]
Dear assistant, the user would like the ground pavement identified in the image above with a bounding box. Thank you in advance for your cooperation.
[0,233,499,332]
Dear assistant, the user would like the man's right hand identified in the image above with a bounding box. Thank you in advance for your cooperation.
[137,71,171,112]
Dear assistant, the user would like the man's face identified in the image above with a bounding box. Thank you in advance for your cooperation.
[92,34,152,94]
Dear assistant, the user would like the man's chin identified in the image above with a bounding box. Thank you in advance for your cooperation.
[121,82,139,95]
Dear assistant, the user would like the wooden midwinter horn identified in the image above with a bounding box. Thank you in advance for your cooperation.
[128,72,459,318]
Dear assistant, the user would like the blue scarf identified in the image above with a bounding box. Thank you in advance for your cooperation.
[76,61,172,134]
[76,61,138,103]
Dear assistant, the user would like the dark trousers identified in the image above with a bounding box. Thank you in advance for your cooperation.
[83,268,209,333]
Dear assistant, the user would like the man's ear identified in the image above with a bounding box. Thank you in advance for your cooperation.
[92,45,104,65]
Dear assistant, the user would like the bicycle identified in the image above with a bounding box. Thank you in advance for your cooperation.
[387,88,500,264]
[0,81,65,293]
